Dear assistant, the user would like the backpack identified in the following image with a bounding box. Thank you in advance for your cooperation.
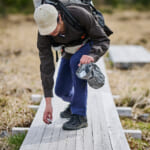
[42,0,113,37]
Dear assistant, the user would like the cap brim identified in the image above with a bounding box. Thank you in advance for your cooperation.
[38,23,57,36]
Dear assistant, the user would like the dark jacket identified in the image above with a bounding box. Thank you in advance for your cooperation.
[37,5,110,97]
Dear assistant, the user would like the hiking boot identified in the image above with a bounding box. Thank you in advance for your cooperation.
[62,114,88,130]
[60,105,71,118]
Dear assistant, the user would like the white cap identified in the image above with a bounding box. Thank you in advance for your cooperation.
[34,4,58,35]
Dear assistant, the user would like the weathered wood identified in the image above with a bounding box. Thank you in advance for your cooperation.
[31,94,42,103]
[20,98,46,150]
[12,127,29,135]
[112,95,120,100]
[82,105,93,150]
[20,58,130,150]
[96,59,130,150]
[88,92,112,150]
[124,130,142,139]
[116,107,132,117]
[109,45,150,69]
[37,98,62,150]
[28,105,39,111]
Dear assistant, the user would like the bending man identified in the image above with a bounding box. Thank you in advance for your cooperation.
[34,3,110,130]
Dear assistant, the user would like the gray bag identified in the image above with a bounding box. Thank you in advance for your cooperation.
[76,63,105,89]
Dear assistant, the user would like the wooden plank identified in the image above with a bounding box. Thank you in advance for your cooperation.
[124,130,142,139]
[65,130,76,150]
[38,97,63,150]
[82,102,94,150]
[20,61,62,150]
[20,58,130,150]
[88,92,112,150]
[38,58,77,150]
[57,125,69,150]
[116,107,132,117]
[20,98,46,150]
[97,58,130,150]
[109,45,150,68]
[12,127,29,135]
[76,129,83,150]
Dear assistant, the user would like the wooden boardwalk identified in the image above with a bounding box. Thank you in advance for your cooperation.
[109,45,150,68]
[20,58,130,150]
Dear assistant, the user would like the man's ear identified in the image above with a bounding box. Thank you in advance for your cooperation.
[59,13,64,22]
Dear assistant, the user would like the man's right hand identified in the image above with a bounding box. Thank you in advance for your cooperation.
[43,97,53,124]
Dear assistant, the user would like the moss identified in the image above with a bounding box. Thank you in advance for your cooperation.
[120,97,136,107]
[144,107,150,113]
[120,118,150,149]
[7,133,26,150]
[128,137,149,150]
[0,98,8,108]
[121,118,150,131]
[144,89,150,97]
[100,8,114,14]
[104,54,114,69]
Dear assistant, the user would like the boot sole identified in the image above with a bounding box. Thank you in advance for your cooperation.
[62,123,88,130]
[60,113,71,119]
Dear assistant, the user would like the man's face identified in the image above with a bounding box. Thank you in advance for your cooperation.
[50,23,61,36]
[50,14,64,37]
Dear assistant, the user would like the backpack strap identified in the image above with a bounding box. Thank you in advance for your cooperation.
[44,0,84,31]
[56,51,59,62]
[41,0,45,4]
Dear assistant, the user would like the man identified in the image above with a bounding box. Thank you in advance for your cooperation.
[34,3,110,130]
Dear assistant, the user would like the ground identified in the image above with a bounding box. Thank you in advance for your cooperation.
[0,10,150,149]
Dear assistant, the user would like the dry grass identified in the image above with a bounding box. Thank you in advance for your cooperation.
[104,10,150,117]
[104,10,150,149]
[105,10,150,50]
[106,65,150,116]
[121,118,150,149]
[0,10,150,149]
[0,15,41,133]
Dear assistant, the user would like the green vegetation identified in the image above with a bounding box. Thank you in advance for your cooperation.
[7,133,26,150]
[0,0,34,16]
[95,0,150,11]
[104,0,150,6]
[127,137,149,150]
[0,97,8,108]
[120,118,150,149]
[0,0,150,16]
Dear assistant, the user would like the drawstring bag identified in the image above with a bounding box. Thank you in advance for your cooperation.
[76,63,105,89]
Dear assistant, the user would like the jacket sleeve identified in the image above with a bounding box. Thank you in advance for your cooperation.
[37,33,55,97]
[69,7,110,62]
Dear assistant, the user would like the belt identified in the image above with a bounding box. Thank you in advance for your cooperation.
[52,38,89,54]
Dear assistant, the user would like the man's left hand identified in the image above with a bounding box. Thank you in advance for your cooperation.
[78,55,94,66]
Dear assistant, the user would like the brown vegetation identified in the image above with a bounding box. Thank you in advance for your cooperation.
[0,15,41,134]
[0,10,150,149]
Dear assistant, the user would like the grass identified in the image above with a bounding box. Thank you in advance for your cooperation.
[0,97,8,108]
[0,133,26,150]
[0,9,150,150]
[127,137,149,150]
[7,133,26,150]
[104,10,150,149]
[120,118,150,149]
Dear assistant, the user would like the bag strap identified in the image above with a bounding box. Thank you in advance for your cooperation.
[41,0,45,4]
[44,0,83,31]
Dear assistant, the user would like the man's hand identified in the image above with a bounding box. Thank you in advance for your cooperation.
[78,55,94,66]
[43,97,53,124]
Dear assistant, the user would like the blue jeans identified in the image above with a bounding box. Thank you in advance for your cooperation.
[55,42,92,116]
